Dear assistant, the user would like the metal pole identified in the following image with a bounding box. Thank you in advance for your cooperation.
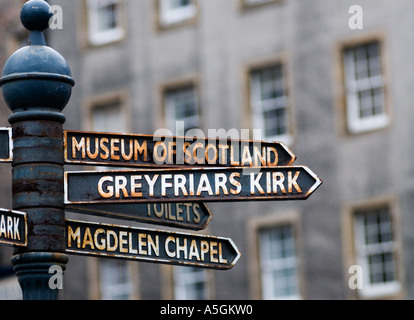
[0,0,74,300]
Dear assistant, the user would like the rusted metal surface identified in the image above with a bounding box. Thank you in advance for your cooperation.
[64,130,296,168]
[12,119,65,254]
[64,166,322,204]
[66,202,212,231]
[65,219,241,270]
[0,209,27,247]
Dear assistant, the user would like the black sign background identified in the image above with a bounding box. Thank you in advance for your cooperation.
[64,130,296,168]
[65,166,322,204]
[65,202,212,230]
[66,219,240,270]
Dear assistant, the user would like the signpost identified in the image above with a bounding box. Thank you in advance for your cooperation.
[66,219,240,270]
[64,130,296,168]
[0,209,26,247]
[66,202,212,231]
[64,166,322,204]
[0,0,323,300]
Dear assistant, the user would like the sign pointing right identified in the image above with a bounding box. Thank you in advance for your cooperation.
[65,166,322,204]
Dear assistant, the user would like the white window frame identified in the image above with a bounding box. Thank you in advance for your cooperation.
[164,85,201,136]
[99,259,134,300]
[353,207,401,299]
[173,266,210,300]
[343,41,389,134]
[159,0,197,27]
[250,65,291,144]
[259,225,301,300]
[87,0,125,46]
[91,99,126,133]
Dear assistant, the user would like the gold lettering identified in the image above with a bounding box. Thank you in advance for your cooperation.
[241,146,253,166]
[165,236,175,258]
[121,139,133,161]
[148,235,159,256]
[267,147,278,166]
[107,230,118,252]
[273,172,286,194]
[111,139,120,160]
[219,242,228,264]
[210,241,218,263]
[253,146,266,167]
[94,229,106,250]
[134,140,147,162]
[82,227,94,249]
[229,172,241,195]
[67,226,80,248]
[138,233,147,255]
[192,203,201,224]
[98,176,113,198]
[119,231,128,253]
[288,171,302,193]
[100,138,109,160]
[86,138,99,159]
[72,137,85,159]
[250,172,264,194]
[154,141,167,164]
[131,175,143,197]
[188,240,200,261]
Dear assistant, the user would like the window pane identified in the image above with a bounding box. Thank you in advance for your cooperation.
[100,260,133,300]
[251,65,289,140]
[174,266,209,300]
[165,86,200,135]
[259,225,299,299]
[92,100,125,133]
[343,41,387,133]
[354,205,399,297]
[88,0,124,46]
[160,0,196,26]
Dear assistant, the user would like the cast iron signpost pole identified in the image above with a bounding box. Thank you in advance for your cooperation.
[0,1,75,300]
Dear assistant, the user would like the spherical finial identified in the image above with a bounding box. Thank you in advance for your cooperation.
[20,0,52,32]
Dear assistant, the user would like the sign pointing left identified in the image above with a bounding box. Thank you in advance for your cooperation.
[0,128,12,162]
[0,209,27,247]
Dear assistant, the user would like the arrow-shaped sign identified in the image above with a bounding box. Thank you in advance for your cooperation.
[65,202,212,231]
[0,128,12,162]
[64,130,296,168]
[65,219,240,270]
[64,166,322,204]
[0,208,27,247]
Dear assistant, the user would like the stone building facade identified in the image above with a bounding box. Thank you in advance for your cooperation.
[1,0,414,300]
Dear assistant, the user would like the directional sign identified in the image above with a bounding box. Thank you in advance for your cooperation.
[0,209,27,247]
[65,219,240,270]
[64,130,296,168]
[65,202,212,231]
[0,128,12,162]
[64,166,322,204]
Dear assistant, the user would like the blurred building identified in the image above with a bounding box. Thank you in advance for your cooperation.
[1,0,414,300]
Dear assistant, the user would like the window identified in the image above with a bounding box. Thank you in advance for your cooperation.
[173,266,210,300]
[353,205,401,298]
[87,0,125,46]
[91,99,126,133]
[259,225,300,299]
[164,85,201,136]
[100,260,134,300]
[250,65,291,143]
[343,41,389,133]
[158,0,197,27]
